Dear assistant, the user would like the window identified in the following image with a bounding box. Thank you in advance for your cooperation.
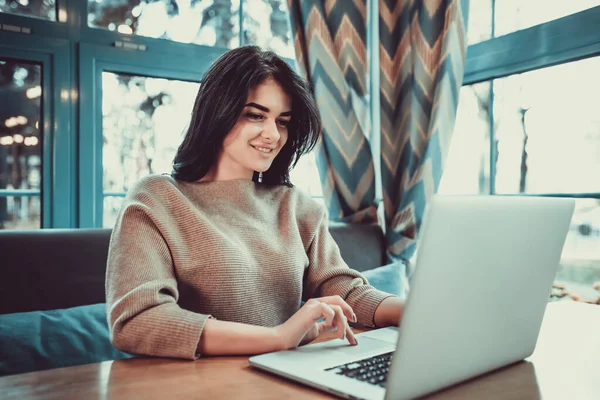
[442,54,600,301]
[87,0,240,48]
[466,0,492,45]
[493,57,600,300]
[443,3,600,303]
[438,83,491,195]
[243,0,294,58]
[290,151,322,198]
[102,72,200,227]
[0,0,57,21]
[561,199,600,300]
[467,1,599,45]
[2,0,321,230]
[494,0,599,38]
[0,58,43,230]
[492,57,600,194]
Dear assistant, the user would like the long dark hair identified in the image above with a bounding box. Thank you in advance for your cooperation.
[172,46,321,186]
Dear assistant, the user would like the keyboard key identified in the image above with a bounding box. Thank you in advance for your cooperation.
[324,352,393,387]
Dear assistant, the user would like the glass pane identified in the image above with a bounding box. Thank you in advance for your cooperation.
[495,0,599,38]
[438,83,491,195]
[493,56,600,194]
[102,71,200,193]
[0,58,43,230]
[290,150,322,197]
[88,0,240,48]
[0,0,56,21]
[467,0,492,45]
[0,195,41,229]
[103,195,125,228]
[554,198,600,303]
[243,0,294,58]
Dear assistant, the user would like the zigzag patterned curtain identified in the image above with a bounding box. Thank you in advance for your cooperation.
[379,0,468,266]
[288,0,378,223]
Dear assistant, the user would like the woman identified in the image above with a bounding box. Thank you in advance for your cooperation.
[106,46,404,360]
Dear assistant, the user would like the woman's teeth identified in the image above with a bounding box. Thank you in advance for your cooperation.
[253,146,272,153]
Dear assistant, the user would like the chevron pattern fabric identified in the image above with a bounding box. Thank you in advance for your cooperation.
[288,0,378,223]
[379,0,468,265]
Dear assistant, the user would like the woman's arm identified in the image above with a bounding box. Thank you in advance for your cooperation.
[198,296,358,355]
[373,296,405,327]
[302,206,399,328]
[197,319,283,355]
[106,198,211,360]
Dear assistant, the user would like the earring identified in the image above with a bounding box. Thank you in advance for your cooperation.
[258,172,263,183]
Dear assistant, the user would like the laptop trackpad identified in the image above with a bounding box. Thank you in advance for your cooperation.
[289,336,396,367]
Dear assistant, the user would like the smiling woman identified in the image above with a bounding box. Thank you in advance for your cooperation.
[204,80,292,182]
[171,45,320,186]
[105,46,403,360]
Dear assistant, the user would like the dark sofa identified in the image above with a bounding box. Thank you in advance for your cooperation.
[0,223,405,376]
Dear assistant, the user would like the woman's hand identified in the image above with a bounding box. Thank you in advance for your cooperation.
[274,296,358,350]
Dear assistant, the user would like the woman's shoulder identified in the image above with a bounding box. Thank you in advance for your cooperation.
[270,184,327,221]
[125,173,181,202]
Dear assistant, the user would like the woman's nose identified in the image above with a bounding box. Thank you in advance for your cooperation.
[261,119,280,142]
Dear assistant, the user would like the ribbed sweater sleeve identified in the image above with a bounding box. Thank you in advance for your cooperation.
[105,191,211,360]
[302,206,395,328]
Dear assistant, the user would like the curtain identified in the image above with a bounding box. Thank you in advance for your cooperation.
[288,0,378,223]
[379,0,468,267]
[289,0,469,271]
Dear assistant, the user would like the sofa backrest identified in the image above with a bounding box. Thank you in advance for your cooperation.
[0,223,385,315]
[1,229,111,315]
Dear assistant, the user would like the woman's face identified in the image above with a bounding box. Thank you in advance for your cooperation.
[213,78,291,181]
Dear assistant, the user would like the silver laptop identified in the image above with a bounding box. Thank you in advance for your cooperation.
[249,195,575,400]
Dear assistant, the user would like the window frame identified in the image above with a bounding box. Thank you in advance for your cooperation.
[465,6,600,85]
[74,0,242,58]
[0,32,74,228]
[0,0,68,38]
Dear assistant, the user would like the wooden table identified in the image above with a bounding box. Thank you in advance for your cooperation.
[1,302,598,400]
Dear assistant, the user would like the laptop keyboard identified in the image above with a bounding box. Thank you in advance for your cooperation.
[324,352,393,387]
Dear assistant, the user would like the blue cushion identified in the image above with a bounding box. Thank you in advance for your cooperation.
[363,260,409,297]
[0,303,133,376]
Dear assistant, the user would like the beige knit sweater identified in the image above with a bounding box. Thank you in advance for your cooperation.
[106,174,393,360]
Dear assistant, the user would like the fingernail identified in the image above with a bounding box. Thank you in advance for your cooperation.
[353,313,357,323]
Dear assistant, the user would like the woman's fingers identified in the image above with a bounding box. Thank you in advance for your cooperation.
[328,304,348,340]
[323,304,357,346]
[305,299,335,327]
[346,325,358,345]
[294,298,358,347]
[330,304,358,345]
[299,323,320,346]
[315,295,356,323]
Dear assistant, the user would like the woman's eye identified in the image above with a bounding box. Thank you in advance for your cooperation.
[277,119,290,127]
[246,113,263,120]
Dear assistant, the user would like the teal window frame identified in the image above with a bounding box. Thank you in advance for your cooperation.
[0,32,74,228]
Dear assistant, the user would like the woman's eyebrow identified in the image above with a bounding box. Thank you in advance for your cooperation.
[245,102,292,117]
